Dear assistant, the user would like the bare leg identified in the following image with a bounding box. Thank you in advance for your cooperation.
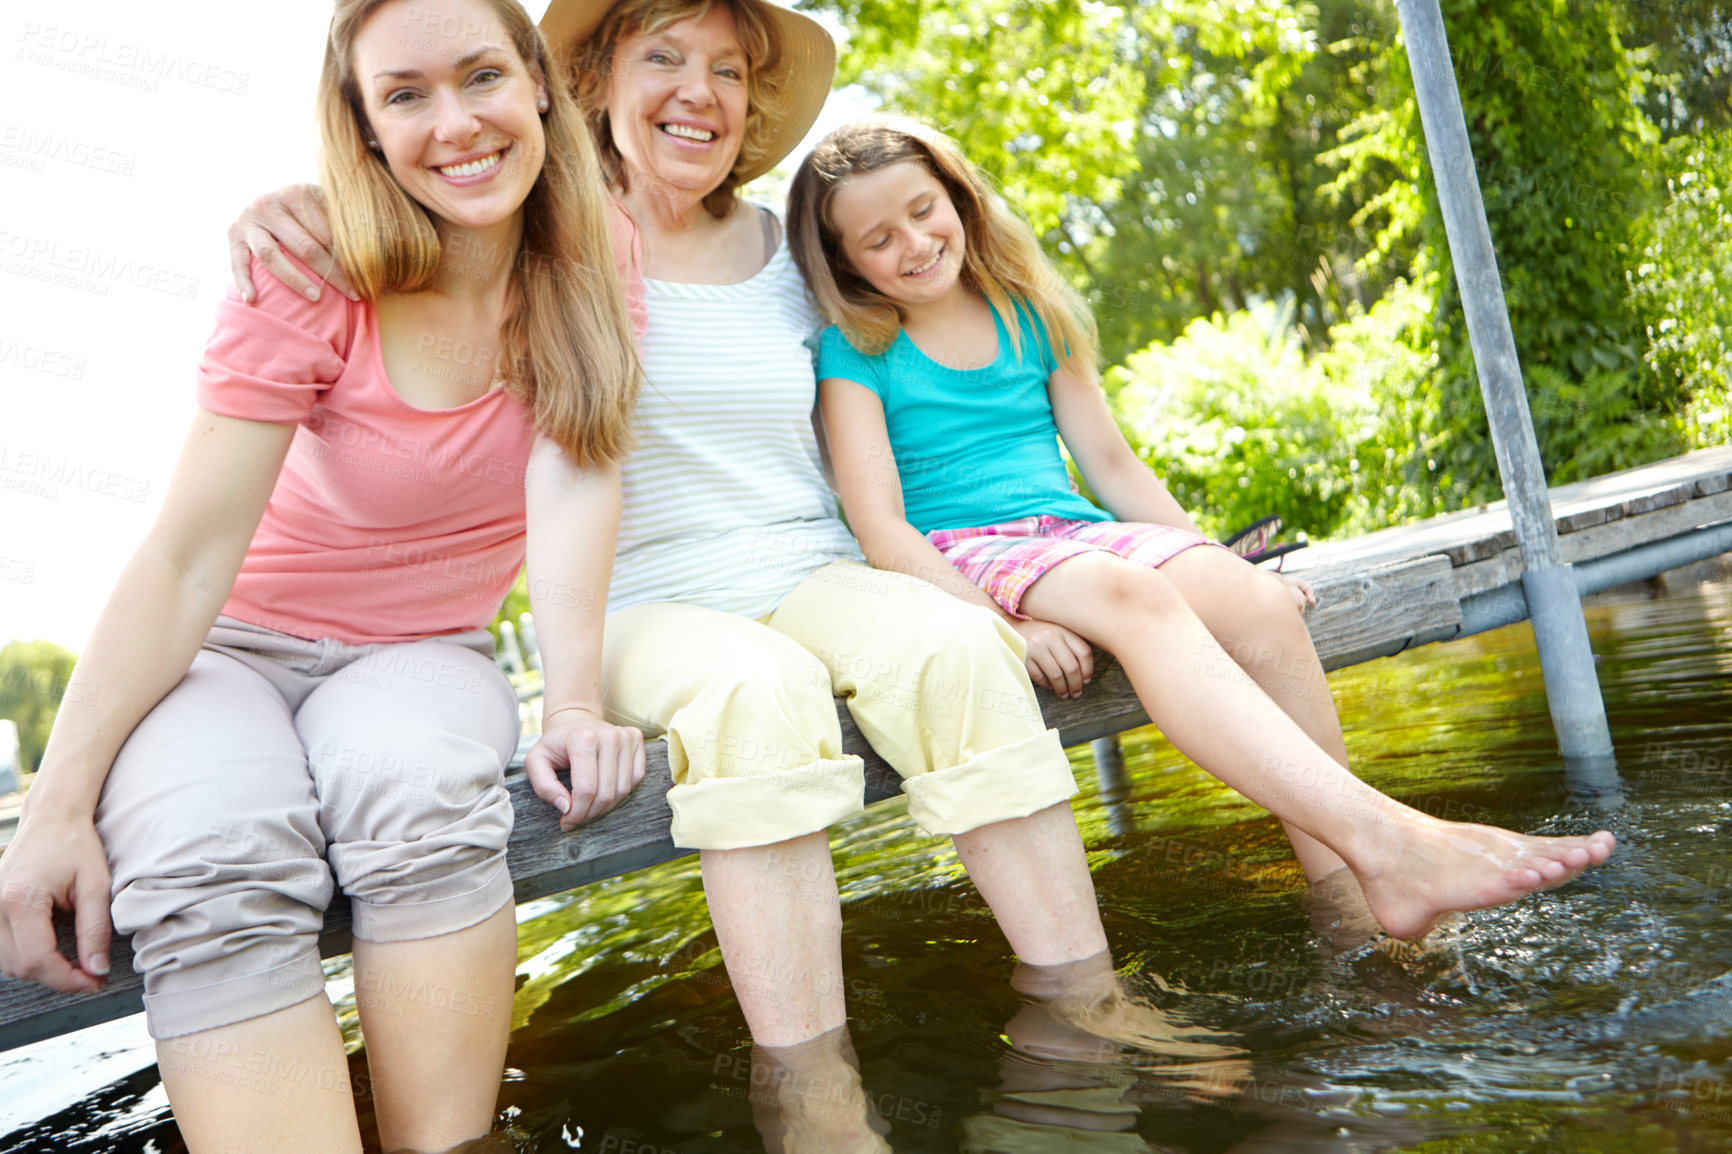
[351,904,516,1153]
[1156,548,1385,944]
[156,993,364,1154]
[1020,553,1615,939]
[701,833,847,1047]
[1157,547,1352,882]
[950,802,1109,965]
[703,808,1105,1047]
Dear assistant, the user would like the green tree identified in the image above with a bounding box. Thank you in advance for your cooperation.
[0,640,77,775]
[818,0,1423,365]
[1626,130,1732,447]
[1610,0,1732,137]
[824,0,1145,244]
[1337,0,1678,495]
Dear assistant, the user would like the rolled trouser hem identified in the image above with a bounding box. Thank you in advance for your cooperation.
[349,859,515,944]
[902,729,1078,837]
[143,946,327,1041]
[669,756,866,850]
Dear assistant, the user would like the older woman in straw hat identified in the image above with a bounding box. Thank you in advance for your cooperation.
[231,0,1112,1070]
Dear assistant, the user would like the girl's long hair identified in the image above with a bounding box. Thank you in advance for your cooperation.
[788,116,1097,381]
[571,0,790,219]
[317,0,639,468]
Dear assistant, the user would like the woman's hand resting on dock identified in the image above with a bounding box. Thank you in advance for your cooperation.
[526,707,647,833]
[0,805,111,994]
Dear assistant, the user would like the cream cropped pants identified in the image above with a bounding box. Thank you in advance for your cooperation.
[602,562,1079,849]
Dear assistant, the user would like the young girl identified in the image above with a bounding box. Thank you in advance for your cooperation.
[0,2,642,1151]
[788,116,1616,943]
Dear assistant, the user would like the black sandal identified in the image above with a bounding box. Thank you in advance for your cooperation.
[1220,515,1308,569]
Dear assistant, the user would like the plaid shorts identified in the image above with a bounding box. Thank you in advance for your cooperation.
[928,515,1221,620]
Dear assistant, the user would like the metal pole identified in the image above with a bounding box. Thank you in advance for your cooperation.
[1392,0,1614,761]
[1090,735,1136,837]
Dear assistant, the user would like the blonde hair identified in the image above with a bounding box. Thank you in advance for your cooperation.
[788,116,1097,381]
[571,0,790,218]
[316,0,639,468]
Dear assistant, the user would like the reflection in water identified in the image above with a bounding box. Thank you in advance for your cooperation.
[965,954,1244,1153]
[6,564,1732,1152]
[747,1026,890,1154]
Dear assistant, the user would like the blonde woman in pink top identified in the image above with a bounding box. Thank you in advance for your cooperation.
[0,1,641,1151]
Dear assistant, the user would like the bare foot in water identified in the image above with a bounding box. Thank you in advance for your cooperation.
[750,1027,891,1154]
[1305,866,1466,962]
[1008,955,1250,1100]
[1304,867,1384,953]
[1351,819,1616,939]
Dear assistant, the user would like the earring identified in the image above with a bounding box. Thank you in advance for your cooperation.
[536,96,549,112]
[367,139,380,150]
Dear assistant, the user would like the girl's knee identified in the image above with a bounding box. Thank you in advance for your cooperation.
[1246,568,1307,628]
[1100,559,1185,617]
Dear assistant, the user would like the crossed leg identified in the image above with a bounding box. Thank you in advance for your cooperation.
[1018,551,1615,939]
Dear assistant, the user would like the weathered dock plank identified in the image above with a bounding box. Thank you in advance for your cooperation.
[1559,488,1732,565]
[1303,556,1462,666]
[5,445,1732,1051]
[1290,445,1732,574]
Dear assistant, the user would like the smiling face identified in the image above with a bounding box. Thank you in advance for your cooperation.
[603,2,749,201]
[349,0,547,231]
[829,161,968,309]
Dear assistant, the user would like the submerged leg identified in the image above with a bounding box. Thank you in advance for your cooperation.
[701,833,849,1047]
[157,996,364,1154]
[1020,553,1615,938]
[748,1024,890,1154]
[951,802,1108,966]
[352,907,517,1153]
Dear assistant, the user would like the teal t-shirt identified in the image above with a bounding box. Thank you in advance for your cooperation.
[815,305,1110,534]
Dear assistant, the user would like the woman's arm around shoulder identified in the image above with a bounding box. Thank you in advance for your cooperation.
[0,408,297,993]
[521,436,646,832]
[1047,365,1204,535]
[227,183,357,304]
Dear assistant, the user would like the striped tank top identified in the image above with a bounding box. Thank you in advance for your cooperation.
[608,222,863,617]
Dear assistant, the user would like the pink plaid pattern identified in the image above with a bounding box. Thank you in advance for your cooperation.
[928,516,1220,619]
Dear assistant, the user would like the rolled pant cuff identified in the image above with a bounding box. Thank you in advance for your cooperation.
[901,729,1078,837]
[144,946,327,1040]
[669,756,866,850]
[350,859,515,944]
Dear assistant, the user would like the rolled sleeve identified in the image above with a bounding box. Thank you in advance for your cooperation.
[195,253,353,425]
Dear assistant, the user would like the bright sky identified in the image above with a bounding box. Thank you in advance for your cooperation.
[0,0,871,653]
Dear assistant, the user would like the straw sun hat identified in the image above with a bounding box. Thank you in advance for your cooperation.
[539,0,837,183]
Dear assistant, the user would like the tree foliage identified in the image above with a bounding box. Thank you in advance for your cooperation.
[1626,131,1732,448]
[813,0,1727,527]
[0,640,77,776]
[1406,0,1669,493]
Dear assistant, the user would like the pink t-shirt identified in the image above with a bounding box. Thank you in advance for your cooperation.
[198,255,537,645]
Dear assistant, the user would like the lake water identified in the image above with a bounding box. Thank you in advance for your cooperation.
[4,562,1730,1153]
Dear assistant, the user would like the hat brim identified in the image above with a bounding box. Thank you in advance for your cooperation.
[541,0,836,185]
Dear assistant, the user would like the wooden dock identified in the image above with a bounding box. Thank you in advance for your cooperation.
[3,446,1730,1051]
